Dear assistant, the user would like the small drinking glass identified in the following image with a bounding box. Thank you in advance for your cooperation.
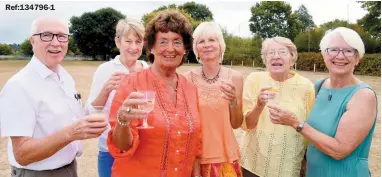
[88,106,109,119]
[137,91,156,129]
[265,83,280,105]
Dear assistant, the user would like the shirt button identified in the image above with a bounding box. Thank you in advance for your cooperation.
[174,168,178,171]
[176,149,179,153]
[177,131,181,135]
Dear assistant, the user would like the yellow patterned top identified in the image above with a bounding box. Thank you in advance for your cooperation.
[240,71,315,177]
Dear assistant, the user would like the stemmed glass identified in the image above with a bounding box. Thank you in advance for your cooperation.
[137,91,156,129]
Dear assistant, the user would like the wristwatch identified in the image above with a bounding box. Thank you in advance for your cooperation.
[296,121,306,132]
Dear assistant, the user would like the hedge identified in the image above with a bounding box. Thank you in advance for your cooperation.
[223,52,380,76]
[296,52,381,76]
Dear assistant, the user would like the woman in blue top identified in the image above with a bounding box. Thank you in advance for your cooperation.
[267,27,377,177]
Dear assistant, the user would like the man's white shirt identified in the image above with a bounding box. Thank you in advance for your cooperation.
[85,55,149,152]
[0,56,83,170]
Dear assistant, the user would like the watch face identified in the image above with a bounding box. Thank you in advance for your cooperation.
[297,121,306,132]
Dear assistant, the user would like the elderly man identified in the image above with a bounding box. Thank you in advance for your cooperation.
[0,16,108,177]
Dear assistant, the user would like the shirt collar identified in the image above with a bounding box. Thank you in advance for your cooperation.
[111,55,123,65]
[30,56,64,80]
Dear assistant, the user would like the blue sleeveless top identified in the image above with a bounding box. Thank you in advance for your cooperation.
[306,79,377,177]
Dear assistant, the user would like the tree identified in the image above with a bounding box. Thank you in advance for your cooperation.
[293,28,324,52]
[9,43,20,54]
[320,19,351,30]
[141,2,212,29]
[294,20,379,53]
[294,5,315,31]
[357,1,381,39]
[249,1,301,40]
[178,1,213,21]
[70,8,125,60]
[20,39,33,56]
[67,38,82,56]
[0,44,14,55]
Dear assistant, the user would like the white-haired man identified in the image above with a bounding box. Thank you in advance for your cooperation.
[0,16,108,177]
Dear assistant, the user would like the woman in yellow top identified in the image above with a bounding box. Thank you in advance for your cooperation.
[184,22,244,177]
[240,37,315,177]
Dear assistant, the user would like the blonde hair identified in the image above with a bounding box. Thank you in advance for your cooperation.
[192,22,226,63]
[261,36,298,65]
[115,18,145,40]
[320,27,365,58]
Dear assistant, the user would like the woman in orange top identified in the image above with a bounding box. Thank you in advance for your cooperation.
[184,22,244,177]
[107,10,202,177]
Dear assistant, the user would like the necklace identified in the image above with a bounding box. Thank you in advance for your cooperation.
[327,78,356,101]
[328,90,334,101]
[202,66,221,84]
[166,74,178,92]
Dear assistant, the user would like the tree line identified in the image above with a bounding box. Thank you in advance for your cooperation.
[1,1,380,62]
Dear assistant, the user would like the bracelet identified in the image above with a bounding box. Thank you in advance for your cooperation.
[117,110,130,126]
[230,99,238,108]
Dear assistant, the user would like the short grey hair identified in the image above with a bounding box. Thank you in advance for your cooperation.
[30,16,69,36]
[192,21,226,63]
[320,27,365,58]
[260,36,298,65]
[115,18,145,41]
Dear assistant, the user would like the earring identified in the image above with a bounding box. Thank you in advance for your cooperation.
[151,51,154,54]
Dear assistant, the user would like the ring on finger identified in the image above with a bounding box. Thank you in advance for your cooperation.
[126,106,132,113]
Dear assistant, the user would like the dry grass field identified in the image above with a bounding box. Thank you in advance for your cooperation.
[0,60,380,177]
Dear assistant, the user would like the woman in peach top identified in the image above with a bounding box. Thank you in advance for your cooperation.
[184,22,244,177]
[107,10,202,177]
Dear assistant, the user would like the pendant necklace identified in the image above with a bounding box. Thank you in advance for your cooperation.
[202,65,221,84]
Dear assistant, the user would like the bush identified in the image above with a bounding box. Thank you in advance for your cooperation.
[0,43,14,55]
[296,52,380,76]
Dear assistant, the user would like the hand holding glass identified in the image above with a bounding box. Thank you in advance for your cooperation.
[264,83,279,105]
[88,106,109,120]
[137,91,156,129]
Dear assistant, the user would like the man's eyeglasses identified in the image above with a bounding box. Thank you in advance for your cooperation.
[325,48,357,57]
[33,32,70,42]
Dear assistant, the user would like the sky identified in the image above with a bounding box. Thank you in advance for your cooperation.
[0,0,368,44]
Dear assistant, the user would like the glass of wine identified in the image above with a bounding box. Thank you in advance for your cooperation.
[137,91,156,129]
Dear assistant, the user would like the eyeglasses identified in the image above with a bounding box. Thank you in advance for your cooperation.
[325,48,357,57]
[33,32,70,42]
[264,49,290,58]
[157,39,184,48]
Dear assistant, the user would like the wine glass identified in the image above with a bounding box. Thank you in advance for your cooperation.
[137,91,156,129]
